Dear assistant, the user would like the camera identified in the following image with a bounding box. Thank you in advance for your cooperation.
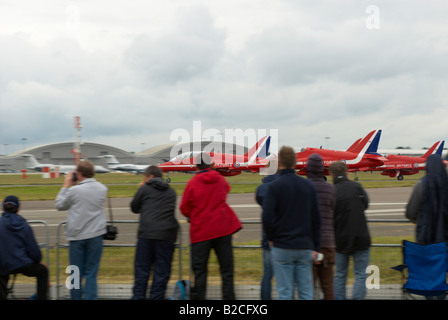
[72,172,78,182]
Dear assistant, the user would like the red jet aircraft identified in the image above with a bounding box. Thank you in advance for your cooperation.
[366,141,445,180]
[158,136,272,182]
[294,129,385,179]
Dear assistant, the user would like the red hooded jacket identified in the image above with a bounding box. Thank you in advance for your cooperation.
[180,169,242,243]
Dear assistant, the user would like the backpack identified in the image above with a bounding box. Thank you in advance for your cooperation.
[169,280,191,300]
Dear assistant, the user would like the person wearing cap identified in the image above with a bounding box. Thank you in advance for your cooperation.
[0,195,49,300]
[55,160,108,300]
[306,153,336,300]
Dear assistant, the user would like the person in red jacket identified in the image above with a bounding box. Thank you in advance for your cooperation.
[180,153,242,300]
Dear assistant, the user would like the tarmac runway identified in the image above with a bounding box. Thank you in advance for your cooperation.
[19,186,415,247]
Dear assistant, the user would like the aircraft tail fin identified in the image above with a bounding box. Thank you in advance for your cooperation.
[365,129,382,155]
[350,130,380,156]
[245,136,271,164]
[436,141,445,156]
[21,154,41,168]
[98,155,120,165]
[422,141,443,158]
[346,138,361,152]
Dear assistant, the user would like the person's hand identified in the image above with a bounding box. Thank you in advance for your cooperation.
[313,251,323,265]
[63,172,75,188]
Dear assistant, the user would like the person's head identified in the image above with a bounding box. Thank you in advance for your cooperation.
[144,165,163,179]
[3,195,20,213]
[306,153,324,178]
[195,153,213,170]
[328,161,347,180]
[278,146,296,170]
[426,154,446,177]
[76,160,95,179]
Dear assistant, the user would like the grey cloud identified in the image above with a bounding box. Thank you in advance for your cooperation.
[124,5,225,85]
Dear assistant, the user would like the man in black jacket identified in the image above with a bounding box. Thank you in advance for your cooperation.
[329,161,370,300]
[130,165,179,300]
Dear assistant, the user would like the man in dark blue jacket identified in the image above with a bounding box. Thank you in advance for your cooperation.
[262,147,321,300]
[0,196,48,300]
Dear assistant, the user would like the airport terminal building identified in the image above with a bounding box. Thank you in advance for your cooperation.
[0,141,247,172]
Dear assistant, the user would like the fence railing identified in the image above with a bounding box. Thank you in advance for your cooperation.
[10,218,414,300]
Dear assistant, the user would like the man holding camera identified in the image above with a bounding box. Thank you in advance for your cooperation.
[55,160,108,300]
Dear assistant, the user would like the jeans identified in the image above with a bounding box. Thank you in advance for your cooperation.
[69,236,103,300]
[191,235,235,300]
[334,248,370,300]
[271,247,313,300]
[261,248,273,300]
[132,238,175,300]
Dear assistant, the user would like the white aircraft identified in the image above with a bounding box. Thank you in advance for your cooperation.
[22,154,110,174]
[98,155,148,174]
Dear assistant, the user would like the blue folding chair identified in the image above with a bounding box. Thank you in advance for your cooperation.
[392,240,448,299]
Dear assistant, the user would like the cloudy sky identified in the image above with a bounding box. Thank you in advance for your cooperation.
[1,0,448,155]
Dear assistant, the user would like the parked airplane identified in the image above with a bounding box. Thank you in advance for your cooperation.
[366,141,445,180]
[22,154,110,174]
[98,155,148,174]
[158,136,272,182]
[294,129,386,180]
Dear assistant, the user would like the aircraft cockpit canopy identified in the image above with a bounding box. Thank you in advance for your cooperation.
[169,151,202,163]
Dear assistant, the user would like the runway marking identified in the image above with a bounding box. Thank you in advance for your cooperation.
[366,209,404,213]
[370,203,406,206]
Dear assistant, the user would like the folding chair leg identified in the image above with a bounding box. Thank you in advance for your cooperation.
[7,274,17,300]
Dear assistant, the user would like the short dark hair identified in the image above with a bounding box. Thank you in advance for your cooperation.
[278,146,296,169]
[77,160,95,178]
[196,153,213,170]
[144,165,162,178]
[329,161,347,177]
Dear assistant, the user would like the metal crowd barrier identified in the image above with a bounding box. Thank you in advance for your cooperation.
[50,218,414,300]
[27,220,51,268]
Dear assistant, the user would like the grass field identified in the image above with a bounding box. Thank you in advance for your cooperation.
[0,170,422,201]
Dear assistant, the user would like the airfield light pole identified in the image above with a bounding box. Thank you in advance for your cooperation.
[73,116,82,165]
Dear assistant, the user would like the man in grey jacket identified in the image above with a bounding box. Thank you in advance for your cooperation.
[130,165,179,300]
[56,160,108,300]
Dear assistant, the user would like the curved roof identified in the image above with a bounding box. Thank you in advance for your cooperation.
[8,142,133,158]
